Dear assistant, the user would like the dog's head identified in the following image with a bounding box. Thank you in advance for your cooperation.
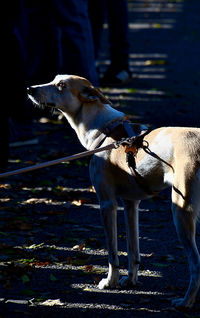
[27,74,111,115]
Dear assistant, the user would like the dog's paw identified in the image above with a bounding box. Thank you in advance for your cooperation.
[98,278,117,290]
[171,297,193,309]
[119,276,137,288]
[98,278,110,289]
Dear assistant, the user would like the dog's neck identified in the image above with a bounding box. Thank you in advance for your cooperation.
[61,103,125,150]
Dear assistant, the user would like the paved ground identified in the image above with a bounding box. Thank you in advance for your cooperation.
[0,1,200,317]
[105,0,200,128]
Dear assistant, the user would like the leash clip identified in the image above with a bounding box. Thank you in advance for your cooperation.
[114,138,127,148]
[115,137,135,148]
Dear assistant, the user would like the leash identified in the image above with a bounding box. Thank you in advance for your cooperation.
[0,129,150,179]
[0,117,147,179]
[0,142,120,179]
[0,123,153,196]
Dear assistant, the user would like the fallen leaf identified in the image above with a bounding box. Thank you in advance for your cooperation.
[40,299,64,306]
[83,287,94,292]
[84,265,94,272]
[127,88,138,93]
[0,184,11,189]
[89,185,96,193]
[72,243,85,251]
[71,198,92,206]
[154,23,161,28]
[17,258,35,265]
[71,200,82,206]
[26,243,45,249]
[32,261,50,267]
[145,59,167,66]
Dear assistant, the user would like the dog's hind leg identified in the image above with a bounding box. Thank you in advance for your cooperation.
[119,200,141,287]
[171,178,200,308]
[98,198,120,289]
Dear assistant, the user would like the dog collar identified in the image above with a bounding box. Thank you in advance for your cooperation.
[89,117,126,150]
[89,118,148,151]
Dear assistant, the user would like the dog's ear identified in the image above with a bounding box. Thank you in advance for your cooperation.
[79,86,112,105]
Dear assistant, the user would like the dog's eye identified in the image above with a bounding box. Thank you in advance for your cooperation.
[57,81,66,90]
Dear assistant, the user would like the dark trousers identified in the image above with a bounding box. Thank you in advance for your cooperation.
[89,0,130,70]
[19,0,99,86]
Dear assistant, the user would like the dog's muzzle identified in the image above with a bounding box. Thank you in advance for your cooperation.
[27,86,34,96]
[27,87,56,108]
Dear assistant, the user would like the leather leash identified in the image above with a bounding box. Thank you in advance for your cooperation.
[0,142,119,179]
[0,121,153,196]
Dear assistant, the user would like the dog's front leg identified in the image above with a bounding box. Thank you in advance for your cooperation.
[98,200,120,289]
[119,200,140,288]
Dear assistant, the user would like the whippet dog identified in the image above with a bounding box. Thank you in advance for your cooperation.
[27,74,200,308]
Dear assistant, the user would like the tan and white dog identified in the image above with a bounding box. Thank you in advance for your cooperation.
[27,74,200,308]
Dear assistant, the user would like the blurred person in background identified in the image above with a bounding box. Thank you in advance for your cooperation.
[89,0,131,87]
[1,0,97,171]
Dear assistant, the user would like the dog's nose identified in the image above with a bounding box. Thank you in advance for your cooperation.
[27,87,34,95]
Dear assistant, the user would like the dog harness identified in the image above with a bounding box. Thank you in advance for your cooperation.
[90,117,156,196]
[121,122,157,196]
[89,117,148,150]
